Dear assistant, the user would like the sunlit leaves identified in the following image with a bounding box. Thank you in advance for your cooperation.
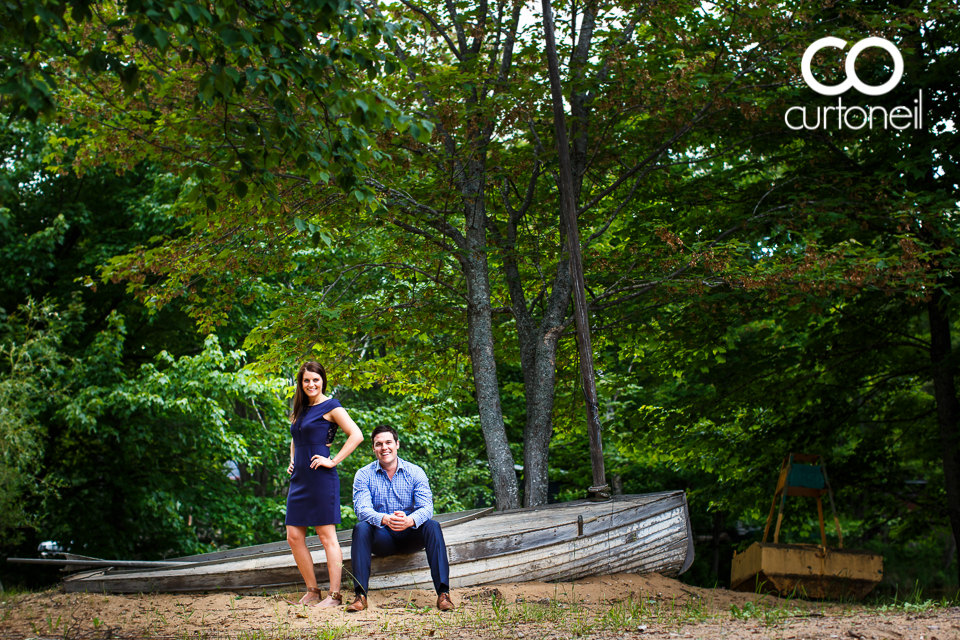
[2,0,416,208]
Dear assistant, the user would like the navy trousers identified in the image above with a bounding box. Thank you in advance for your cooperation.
[351,519,450,595]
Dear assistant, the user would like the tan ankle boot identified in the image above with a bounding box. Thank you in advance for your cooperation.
[345,594,367,612]
[437,593,454,611]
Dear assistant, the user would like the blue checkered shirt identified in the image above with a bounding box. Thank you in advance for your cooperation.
[353,457,434,529]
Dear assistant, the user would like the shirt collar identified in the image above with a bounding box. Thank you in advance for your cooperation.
[375,456,405,475]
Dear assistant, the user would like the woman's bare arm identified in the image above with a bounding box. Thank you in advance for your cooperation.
[310,407,364,469]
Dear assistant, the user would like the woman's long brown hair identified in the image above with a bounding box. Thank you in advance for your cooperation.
[290,361,328,425]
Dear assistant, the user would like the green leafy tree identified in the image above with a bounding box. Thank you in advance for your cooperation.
[587,0,960,582]
[358,0,821,507]
[0,120,295,568]
[48,327,290,558]
[2,0,421,207]
[0,300,71,545]
[89,0,821,511]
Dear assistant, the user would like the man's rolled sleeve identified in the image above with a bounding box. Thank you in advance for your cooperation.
[353,466,386,528]
[409,466,434,528]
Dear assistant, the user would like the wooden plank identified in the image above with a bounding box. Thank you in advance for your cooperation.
[550,533,690,581]
[451,494,665,532]
[538,542,682,583]
[679,493,696,574]
[478,510,689,583]
[445,507,689,582]
[443,494,685,565]
[104,499,655,580]
[441,500,643,543]
[554,531,688,578]
[87,499,677,585]
[8,558,189,569]
[69,509,682,593]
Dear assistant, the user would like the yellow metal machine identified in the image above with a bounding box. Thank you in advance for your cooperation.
[730,453,883,599]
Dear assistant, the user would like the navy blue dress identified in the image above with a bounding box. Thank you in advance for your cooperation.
[285,398,342,527]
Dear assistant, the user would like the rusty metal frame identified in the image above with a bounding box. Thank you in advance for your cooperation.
[762,453,843,548]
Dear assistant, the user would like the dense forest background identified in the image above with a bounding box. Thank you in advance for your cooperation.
[1,0,958,594]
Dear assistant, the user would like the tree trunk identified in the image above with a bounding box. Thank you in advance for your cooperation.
[711,511,724,578]
[498,192,574,507]
[518,267,574,506]
[540,0,608,498]
[928,286,960,583]
[492,3,606,507]
[461,159,520,511]
[464,255,519,510]
[611,474,623,496]
[520,327,563,506]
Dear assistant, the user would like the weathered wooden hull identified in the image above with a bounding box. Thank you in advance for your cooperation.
[62,492,694,594]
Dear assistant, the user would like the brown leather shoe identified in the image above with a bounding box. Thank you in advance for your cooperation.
[437,592,454,611]
[345,594,367,612]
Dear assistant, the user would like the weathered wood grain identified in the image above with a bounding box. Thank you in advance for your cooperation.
[63,494,693,594]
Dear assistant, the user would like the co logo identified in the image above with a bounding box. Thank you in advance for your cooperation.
[801,37,903,96]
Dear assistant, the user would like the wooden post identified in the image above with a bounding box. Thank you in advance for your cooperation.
[539,0,609,501]
[816,497,827,547]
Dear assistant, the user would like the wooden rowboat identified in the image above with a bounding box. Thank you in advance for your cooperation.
[41,492,693,594]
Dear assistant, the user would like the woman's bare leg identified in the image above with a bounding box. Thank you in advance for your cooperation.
[314,524,343,605]
[286,525,320,604]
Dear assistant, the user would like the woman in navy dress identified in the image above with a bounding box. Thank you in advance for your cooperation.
[286,361,363,607]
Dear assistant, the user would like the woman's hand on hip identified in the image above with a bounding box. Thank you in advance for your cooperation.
[310,455,336,469]
[287,461,295,475]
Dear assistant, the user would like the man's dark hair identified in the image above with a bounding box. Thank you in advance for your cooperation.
[371,424,399,442]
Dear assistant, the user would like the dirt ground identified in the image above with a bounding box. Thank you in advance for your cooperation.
[2,572,958,640]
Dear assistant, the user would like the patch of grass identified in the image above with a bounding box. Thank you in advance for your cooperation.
[45,613,63,633]
[865,582,960,612]
[728,594,808,629]
[222,626,356,640]
[313,621,353,640]
[174,601,195,624]
[421,588,729,639]
[509,600,569,625]
[0,584,36,599]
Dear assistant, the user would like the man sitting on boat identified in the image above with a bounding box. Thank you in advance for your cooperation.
[347,424,455,612]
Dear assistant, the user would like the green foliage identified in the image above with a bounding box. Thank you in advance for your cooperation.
[45,329,290,557]
[335,389,494,513]
[1,0,422,206]
[865,528,958,595]
[532,0,960,586]
[0,119,297,566]
[3,0,960,598]
[0,300,70,544]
